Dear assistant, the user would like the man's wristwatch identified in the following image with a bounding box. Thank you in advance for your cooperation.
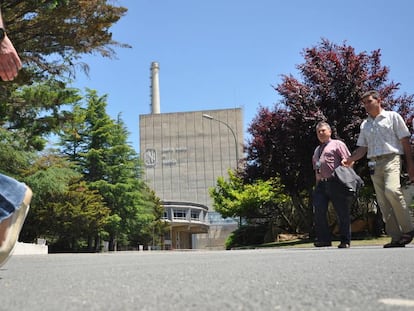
[0,28,5,41]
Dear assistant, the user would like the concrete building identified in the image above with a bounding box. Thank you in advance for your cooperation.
[139,62,242,249]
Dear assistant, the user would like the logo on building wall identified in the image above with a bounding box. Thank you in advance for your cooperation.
[144,147,188,167]
[144,149,157,167]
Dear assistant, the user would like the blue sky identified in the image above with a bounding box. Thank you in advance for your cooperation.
[72,0,414,152]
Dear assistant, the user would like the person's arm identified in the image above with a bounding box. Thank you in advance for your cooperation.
[0,7,22,81]
[401,137,414,182]
[342,146,368,166]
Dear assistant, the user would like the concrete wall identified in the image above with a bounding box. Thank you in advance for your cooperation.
[140,108,243,208]
[13,242,48,255]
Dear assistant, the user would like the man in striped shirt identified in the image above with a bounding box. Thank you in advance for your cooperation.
[312,121,355,248]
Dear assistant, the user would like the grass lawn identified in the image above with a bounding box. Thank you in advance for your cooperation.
[236,235,392,249]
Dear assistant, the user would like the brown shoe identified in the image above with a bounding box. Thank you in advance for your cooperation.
[0,187,32,267]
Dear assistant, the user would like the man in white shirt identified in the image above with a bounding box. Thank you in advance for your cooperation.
[343,90,414,248]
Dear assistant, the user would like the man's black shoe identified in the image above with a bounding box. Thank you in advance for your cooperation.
[338,242,350,248]
[383,241,405,248]
[399,230,414,245]
[314,242,332,247]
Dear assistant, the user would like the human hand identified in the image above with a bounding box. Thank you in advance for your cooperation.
[0,35,22,81]
[341,158,353,167]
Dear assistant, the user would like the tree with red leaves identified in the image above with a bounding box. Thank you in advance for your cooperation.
[245,39,414,232]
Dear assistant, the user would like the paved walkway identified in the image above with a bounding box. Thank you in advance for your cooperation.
[1,247,414,310]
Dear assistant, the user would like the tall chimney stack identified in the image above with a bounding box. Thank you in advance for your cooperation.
[150,62,160,114]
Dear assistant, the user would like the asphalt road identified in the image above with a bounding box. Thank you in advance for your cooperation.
[1,246,414,311]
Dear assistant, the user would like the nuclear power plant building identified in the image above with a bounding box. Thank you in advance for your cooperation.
[139,62,243,249]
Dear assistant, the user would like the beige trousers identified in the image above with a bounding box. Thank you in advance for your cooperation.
[370,154,414,241]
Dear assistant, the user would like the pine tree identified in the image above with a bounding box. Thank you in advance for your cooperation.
[60,89,156,251]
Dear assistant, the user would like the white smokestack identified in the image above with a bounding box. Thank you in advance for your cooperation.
[150,62,160,114]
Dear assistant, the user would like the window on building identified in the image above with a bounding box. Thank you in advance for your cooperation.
[173,209,186,219]
[190,210,200,220]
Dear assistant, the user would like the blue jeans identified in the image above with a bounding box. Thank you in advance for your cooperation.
[0,174,27,222]
[313,179,355,244]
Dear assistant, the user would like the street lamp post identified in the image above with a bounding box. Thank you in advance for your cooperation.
[203,113,242,227]
[202,113,239,168]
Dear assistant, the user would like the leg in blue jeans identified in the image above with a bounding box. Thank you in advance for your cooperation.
[0,173,32,267]
[0,173,28,221]
[313,182,332,243]
[329,181,354,244]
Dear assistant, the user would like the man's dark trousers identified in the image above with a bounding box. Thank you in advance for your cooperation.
[313,179,355,244]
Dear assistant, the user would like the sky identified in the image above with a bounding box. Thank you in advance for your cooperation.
[72,0,414,153]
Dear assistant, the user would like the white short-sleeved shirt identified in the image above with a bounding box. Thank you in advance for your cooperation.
[356,110,411,159]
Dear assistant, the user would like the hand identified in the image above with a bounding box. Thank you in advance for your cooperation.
[341,158,353,167]
[0,35,22,81]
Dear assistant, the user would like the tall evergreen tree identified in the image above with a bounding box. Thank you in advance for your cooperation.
[20,153,111,252]
[0,1,128,175]
[60,89,156,251]
[1,1,128,86]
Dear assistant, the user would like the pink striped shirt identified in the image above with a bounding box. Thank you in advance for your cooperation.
[312,139,351,179]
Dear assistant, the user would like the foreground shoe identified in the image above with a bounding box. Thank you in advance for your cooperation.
[338,242,350,248]
[383,241,405,248]
[399,230,414,245]
[0,187,32,268]
[0,215,12,248]
[314,241,332,247]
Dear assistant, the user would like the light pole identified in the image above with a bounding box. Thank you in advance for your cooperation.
[202,114,239,167]
[203,113,242,227]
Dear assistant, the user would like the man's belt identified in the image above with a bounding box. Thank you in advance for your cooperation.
[369,153,396,161]
[320,177,335,182]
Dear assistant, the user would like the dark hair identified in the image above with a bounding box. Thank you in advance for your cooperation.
[315,121,331,131]
[361,90,380,101]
